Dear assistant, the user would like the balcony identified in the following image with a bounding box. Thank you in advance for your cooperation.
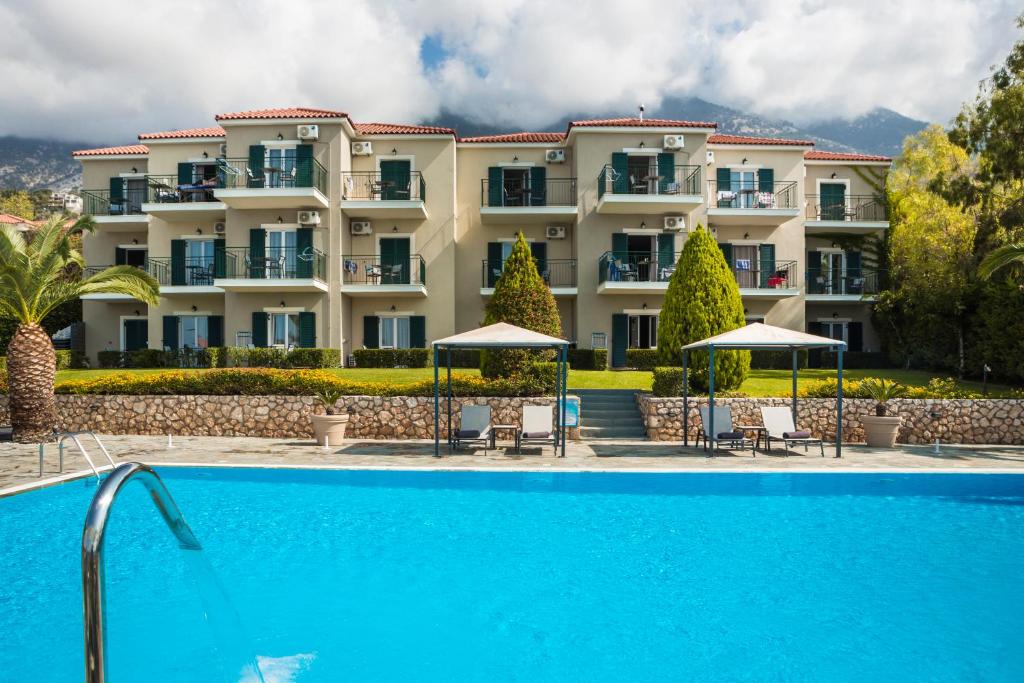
[806,268,884,302]
[731,260,800,298]
[597,251,680,294]
[480,259,577,296]
[79,265,149,301]
[145,257,223,294]
[805,195,889,233]
[480,178,578,224]
[141,173,226,220]
[596,165,702,214]
[340,172,427,219]
[214,246,328,293]
[214,158,329,209]
[81,190,150,230]
[706,180,800,226]
[340,254,427,297]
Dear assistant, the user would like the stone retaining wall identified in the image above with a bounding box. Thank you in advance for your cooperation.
[0,395,579,440]
[637,394,1024,444]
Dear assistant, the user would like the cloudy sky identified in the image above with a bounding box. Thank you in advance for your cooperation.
[0,0,1019,143]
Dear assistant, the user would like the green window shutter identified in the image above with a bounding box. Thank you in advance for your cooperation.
[530,242,548,280]
[380,159,411,200]
[109,176,124,202]
[820,183,846,220]
[487,167,503,207]
[758,168,774,192]
[847,322,864,352]
[718,242,733,267]
[295,144,313,187]
[213,239,226,278]
[248,145,265,188]
[611,314,629,368]
[529,166,546,206]
[657,152,674,193]
[715,167,731,194]
[114,247,127,266]
[658,233,675,272]
[611,153,628,194]
[807,250,822,294]
[363,315,379,348]
[758,243,776,288]
[298,312,316,348]
[249,228,266,278]
[251,312,268,348]
[487,242,503,287]
[295,228,314,278]
[170,239,186,286]
[162,316,179,350]
[207,316,224,348]
[612,233,629,261]
[846,251,862,278]
[409,316,426,349]
[177,162,193,185]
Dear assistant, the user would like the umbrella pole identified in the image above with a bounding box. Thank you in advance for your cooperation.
[447,347,452,455]
[836,346,844,458]
[682,350,689,448]
[433,346,440,457]
[708,345,715,458]
[560,345,567,458]
[792,348,798,426]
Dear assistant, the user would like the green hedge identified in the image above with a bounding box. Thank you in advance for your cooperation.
[567,348,608,370]
[799,376,1024,399]
[283,348,341,368]
[353,348,430,368]
[651,367,748,398]
[750,349,808,370]
[625,349,659,371]
[813,351,890,370]
[98,348,225,369]
[0,350,82,371]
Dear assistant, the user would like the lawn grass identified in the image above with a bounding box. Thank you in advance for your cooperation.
[54,366,1013,397]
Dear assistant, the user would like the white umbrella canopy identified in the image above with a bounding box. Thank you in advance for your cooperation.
[433,322,569,348]
[682,322,846,350]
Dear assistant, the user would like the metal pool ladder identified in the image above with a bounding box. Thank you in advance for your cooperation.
[81,462,202,683]
[40,430,117,479]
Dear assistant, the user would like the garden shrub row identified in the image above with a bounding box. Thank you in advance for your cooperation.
[798,376,1023,399]
[96,347,340,370]
[353,348,431,368]
[811,351,890,370]
[0,350,84,371]
[625,349,659,371]
[567,348,608,370]
[750,349,808,370]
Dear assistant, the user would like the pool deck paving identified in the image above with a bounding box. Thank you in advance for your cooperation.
[3,435,1024,495]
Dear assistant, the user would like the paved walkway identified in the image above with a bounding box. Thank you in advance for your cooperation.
[3,435,1024,495]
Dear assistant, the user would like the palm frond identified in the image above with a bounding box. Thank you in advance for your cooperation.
[78,266,160,304]
[978,243,1024,279]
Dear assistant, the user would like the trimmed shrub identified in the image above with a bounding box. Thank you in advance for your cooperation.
[287,348,341,368]
[750,349,808,370]
[652,367,684,397]
[97,350,123,368]
[353,348,430,368]
[206,347,227,368]
[525,361,559,393]
[128,348,171,368]
[625,349,659,371]
[814,351,890,370]
[0,356,5,371]
[567,348,608,370]
[448,348,481,369]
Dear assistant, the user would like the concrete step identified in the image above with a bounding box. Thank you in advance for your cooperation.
[581,425,648,439]
[581,407,640,418]
[582,416,643,428]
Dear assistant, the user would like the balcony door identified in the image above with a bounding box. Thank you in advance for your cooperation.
[266,229,297,278]
[265,146,296,188]
[501,168,529,206]
[820,182,847,220]
[185,239,215,285]
[822,251,846,295]
[379,160,411,201]
[732,244,758,288]
[121,318,148,352]
[730,170,756,208]
[379,237,411,284]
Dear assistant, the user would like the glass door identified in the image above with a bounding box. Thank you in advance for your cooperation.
[822,252,846,294]
[179,316,209,350]
[270,312,300,348]
[265,147,296,188]
[266,230,297,278]
[185,239,215,285]
[732,245,758,288]
[731,170,755,207]
[379,237,411,284]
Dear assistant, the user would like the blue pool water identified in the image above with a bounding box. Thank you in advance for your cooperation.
[2,468,1024,681]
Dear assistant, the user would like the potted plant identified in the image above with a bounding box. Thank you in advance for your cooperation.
[859,378,907,447]
[310,388,350,446]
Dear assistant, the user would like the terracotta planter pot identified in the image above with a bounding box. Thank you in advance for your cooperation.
[861,415,903,448]
[311,413,349,446]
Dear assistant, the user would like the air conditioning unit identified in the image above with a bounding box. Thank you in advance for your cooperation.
[218,143,228,157]
[663,134,685,150]
[351,141,373,156]
[546,225,566,239]
[663,216,685,231]
[351,221,372,235]
[706,150,715,164]
[213,221,226,234]
[297,124,319,140]
[545,149,565,164]
[298,210,321,225]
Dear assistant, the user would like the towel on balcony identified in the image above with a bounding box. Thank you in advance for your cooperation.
[735,259,751,271]
[756,191,775,208]
[783,430,812,439]
[523,431,551,439]
[456,429,481,438]
[717,431,746,440]
[717,190,737,201]
[344,260,358,274]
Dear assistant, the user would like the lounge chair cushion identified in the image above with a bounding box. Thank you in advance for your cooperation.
[523,431,551,439]
[783,430,811,439]
[456,429,481,438]
[717,431,745,440]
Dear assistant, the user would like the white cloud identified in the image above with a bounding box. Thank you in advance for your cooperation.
[0,0,1018,142]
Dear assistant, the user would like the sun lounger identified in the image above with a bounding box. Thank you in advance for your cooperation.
[759,406,825,457]
[451,404,493,452]
[698,405,755,455]
[520,405,558,453]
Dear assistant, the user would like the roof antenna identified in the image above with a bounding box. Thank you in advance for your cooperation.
[638,104,645,121]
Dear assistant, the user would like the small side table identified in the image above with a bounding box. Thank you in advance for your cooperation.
[492,424,521,453]
[735,425,768,451]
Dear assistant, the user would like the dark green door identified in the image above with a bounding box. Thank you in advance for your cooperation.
[611,314,629,368]
[820,183,846,220]
[380,238,411,284]
[379,160,411,201]
[123,319,148,352]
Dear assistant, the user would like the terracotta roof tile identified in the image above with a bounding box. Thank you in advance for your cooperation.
[569,117,718,130]
[215,107,349,121]
[805,150,892,162]
[709,134,814,147]
[138,126,225,140]
[72,144,148,157]
[0,213,37,225]
[461,132,564,143]
[354,122,456,136]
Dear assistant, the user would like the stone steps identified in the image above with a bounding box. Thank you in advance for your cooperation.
[576,389,646,440]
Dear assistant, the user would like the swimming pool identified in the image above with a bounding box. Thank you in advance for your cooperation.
[2,468,1023,681]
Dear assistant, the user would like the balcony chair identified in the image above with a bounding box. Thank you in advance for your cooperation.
[629,174,647,194]
[664,181,681,195]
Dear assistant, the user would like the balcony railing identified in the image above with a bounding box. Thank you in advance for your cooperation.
[805,195,887,222]
[218,157,328,194]
[708,180,799,210]
[342,254,426,286]
[807,268,885,295]
[222,246,327,280]
[145,174,223,203]
[598,251,682,284]
[81,189,146,216]
[341,172,425,201]
[482,259,577,288]
[598,165,701,198]
[141,257,219,286]
[730,260,799,289]
[480,178,577,207]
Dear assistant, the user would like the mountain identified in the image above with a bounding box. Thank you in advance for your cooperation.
[0,135,94,191]
[800,108,928,158]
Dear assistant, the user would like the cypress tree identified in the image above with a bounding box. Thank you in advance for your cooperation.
[657,224,750,391]
[481,232,562,378]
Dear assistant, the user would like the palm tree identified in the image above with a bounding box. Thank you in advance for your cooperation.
[978,243,1024,280]
[0,215,159,442]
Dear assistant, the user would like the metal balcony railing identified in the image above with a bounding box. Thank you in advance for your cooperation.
[143,257,220,286]
[598,251,682,284]
[81,189,146,216]
[481,258,577,288]
[807,268,885,295]
[145,173,223,203]
[598,165,701,198]
[222,246,327,280]
[805,194,888,222]
[730,259,799,289]
[342,254,426,286]
[341,172,425,201]
[480,178,577,207]
[218,157,328,194]
[708,180,799,210]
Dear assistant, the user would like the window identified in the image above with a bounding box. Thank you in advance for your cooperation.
[266,229,297,278]
[730,170,756,207]
[270,312,301,348]
[379,316,411,349]
[628,314,658,349]
[264,146,297,188]
[179,315,209,350]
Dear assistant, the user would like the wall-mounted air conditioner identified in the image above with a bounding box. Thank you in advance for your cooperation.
[351,221,372,235]
[297,124,319,140]
[546,226,566,239]
[663,135,685,150]
[545,149,565,163]
[663,216,685,231]
[213,221,226,234]
[706,150,715,164]
[351,141,373,156]
[298,210,321,225]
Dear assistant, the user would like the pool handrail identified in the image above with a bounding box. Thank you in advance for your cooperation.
[81,462,202,683]
[52,430,117,479]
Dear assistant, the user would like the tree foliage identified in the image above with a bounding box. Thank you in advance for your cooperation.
[657,225,749,391]
[0,190,35,220]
